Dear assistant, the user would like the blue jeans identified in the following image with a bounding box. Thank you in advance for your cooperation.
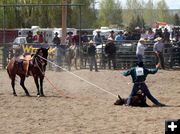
[89,55,98,71]
[127,82,161,105]
[155,52,165,69]
[136,54,143,62]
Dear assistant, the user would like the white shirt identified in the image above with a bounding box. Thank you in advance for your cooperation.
[136,42,147,55]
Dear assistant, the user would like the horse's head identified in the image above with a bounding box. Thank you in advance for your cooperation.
[32,47,49,74]
[36,47,49,59]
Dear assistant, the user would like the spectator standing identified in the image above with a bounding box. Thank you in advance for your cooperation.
[52,32,61,46]
[133,27,141,40]
[105,37,116,69]
[154,28,163,39]
[93,29,103,46]
[108,30,115,40]
[140,28,147,39]
[146,28,155,41]
[153,37,165,69]
[66,31,74,46]
[26,31,33,43]
[136,38,148,62]
[162,28,170,43]
[115,31,124,45]
[39,32,44,43]
[73,31,80,46]
[33,31,40,43]
[33,31,44,43]
[87,40,98,72]
[170,27,179,42]
[81,31,89,44]
[124,31,133,41]
[72,31,80,58]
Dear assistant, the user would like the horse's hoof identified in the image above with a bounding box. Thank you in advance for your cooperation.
[13,93,17,96]
[40,94,45,97]
[37,94,45,97]
[26,94,30,97]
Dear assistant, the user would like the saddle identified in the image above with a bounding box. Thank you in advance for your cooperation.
[16,54,33,76]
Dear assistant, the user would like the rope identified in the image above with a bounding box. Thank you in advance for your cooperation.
[44,75,67,97]
[38,55,118,98]
[34,57,67,97]
[34,57,45,76]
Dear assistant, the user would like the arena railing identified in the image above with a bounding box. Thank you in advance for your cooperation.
[0,41,179,70]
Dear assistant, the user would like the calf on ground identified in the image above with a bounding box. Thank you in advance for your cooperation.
[114,90,149,107]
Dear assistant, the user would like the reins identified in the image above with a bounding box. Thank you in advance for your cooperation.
[34,55,46,76]
[34,54,67,97]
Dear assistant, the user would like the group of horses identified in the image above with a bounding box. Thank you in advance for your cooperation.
[6,46,148,107]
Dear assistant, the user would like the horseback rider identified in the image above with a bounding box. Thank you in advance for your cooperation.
[123,62,165,107]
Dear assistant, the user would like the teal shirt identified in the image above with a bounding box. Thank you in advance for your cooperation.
[123,67,158,83]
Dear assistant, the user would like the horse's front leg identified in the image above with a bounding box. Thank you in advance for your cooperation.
[67,58,71,71]
[11,77,17,96]
[33,76,40,96]
[20,75,30,96]
[40,76,45,97]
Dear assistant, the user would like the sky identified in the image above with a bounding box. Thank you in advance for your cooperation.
[96,0,180,9]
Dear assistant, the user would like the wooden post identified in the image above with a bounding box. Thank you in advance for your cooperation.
[61,0,67,45]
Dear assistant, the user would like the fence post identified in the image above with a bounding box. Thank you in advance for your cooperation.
[2,44,8,69]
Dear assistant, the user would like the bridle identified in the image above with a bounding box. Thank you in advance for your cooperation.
[33,54,47,76]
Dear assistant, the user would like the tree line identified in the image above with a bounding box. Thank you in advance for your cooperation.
[0,0,179,32]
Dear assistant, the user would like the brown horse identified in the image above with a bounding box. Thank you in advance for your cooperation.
[114,90,149,107]
[65,45,80,71]
[6,47,49,97]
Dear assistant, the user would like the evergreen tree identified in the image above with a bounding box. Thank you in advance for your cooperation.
[174,13,180,25]
[98,0,122,28]
[156,0,170,23]
[123,0,143,27]
[128,15,145,32]
[144,0,154,26]
[71,0,96,28]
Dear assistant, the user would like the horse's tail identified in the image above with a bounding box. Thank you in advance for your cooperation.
[6,62,12,79]
[6,58,15,79]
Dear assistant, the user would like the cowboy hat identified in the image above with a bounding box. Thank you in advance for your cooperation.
[135,26,140,30]
[139,38,146,42]
[67,31,73,35]
[89,40,94,44]
[110,30,114,33]
[154,37,162,42]
[137,61,144,67]
[27,31,32,34]
[95,29,101,32]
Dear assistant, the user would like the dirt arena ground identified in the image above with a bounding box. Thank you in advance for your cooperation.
[0,69,180,134]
